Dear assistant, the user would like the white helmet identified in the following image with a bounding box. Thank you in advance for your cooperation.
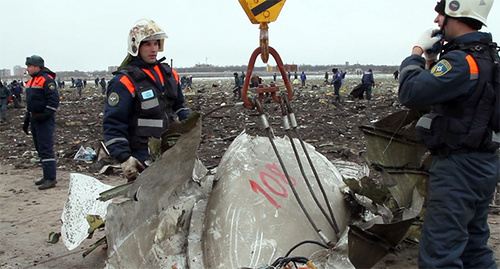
[128,19,168,57]
[436,0,494,26]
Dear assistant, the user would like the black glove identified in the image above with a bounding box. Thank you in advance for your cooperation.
[22,117,30,135]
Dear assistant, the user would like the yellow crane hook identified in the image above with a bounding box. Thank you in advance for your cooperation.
[239,0,286,63]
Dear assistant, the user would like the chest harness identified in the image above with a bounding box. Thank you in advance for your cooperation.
[118,63,179,150]
[416,39,500,155]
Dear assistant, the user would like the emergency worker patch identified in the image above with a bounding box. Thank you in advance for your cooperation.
[431,60,452,77]
[141,89,155,99]
[449,1,460,11]
[48,83,56,90]
[108,92,120,106]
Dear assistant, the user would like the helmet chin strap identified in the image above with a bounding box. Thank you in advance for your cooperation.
[441,16,449,40]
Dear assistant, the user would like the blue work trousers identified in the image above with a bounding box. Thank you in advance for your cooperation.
[0,98,8,120]
[419,151,499,269]
[333,83,342,100]
[31,115,57,179]
[364,84,372,97]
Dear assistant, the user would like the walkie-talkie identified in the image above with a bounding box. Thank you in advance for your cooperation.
[426,31,444,55]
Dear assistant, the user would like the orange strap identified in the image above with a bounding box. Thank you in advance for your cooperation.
[142,66,168,84]
[119,76,135,94]
[142,69,155,82]
[172,69,180,84]
[121,65,179,94]
[465,55,479,80]
[153,65,164,83]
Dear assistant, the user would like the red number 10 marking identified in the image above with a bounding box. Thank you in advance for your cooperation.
[249,163,297,209]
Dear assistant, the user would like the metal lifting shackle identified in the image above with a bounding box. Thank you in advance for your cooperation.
[241,47,294,109]
[238,0,293,109]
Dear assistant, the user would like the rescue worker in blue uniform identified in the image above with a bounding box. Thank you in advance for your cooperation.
[398,0,499,268]
[361,69,375,100]
[23,55,60,190]
[103,19,189,182]
[331,68,343,102]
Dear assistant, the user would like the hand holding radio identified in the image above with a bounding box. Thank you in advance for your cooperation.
[415,29,443,55]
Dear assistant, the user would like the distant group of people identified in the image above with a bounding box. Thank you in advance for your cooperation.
[71,77,106,97]
[0,78,25,124]
[230,67,377,102]
[0,79,12,125]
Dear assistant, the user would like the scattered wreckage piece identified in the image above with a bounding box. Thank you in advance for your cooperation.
[59,109,431,268]
[202,133,350,268]
[103,116,204,268]
[342,109,430,268]
[360,109,429,170]
[61,173,115,250]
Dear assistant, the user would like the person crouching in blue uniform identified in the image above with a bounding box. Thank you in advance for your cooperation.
[23,55,60,190]
[398,0,499,268]
[103,19,189,182]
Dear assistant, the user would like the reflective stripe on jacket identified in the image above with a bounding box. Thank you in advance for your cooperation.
[103,60,187,163]
[25,71,59,114]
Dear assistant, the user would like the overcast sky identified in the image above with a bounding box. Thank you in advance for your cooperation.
[1,0,499,72]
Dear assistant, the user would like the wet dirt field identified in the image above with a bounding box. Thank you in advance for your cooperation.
[0,75,498,268]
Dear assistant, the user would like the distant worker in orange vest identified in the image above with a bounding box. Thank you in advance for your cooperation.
[103,19,190,182]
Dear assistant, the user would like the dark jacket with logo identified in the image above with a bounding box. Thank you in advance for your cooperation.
[103,57,189,163]
[399,32,499,154]
[25,68,59,120]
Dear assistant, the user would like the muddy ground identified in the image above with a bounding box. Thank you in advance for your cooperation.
[0,75,498,268]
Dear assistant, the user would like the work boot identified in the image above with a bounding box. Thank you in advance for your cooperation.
[38,178,57,190]
[34,177,46,186]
